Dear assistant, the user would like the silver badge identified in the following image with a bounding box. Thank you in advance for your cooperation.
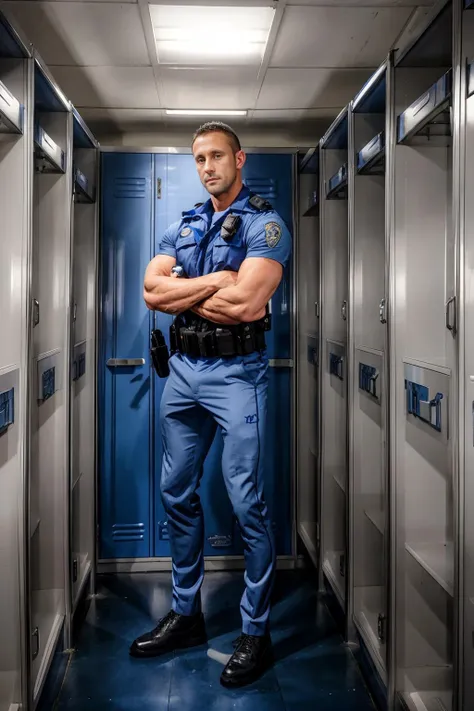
[180,226,192,237]
[265,221,282,248]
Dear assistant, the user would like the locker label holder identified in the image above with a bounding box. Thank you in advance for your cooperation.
[359,363,379,401]
[405,379,443,432]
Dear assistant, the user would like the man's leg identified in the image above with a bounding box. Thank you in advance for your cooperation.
[130,355,216,657]
[200,353,276,685]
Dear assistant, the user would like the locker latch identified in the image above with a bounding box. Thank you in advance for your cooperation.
[330,353,344,380]
[359,363,379,400]
[377,613,387,643]
[339,553,345,578]
[156,178,162,199]
[73,558,78,583]
[32,627,39,660]
[405,380,443,433]
[0,387,14,435]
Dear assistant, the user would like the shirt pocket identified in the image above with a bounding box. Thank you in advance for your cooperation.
[176,235,197,267]
[212,233,246,271]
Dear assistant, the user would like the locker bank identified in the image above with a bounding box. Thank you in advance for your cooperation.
[1,0,474,709]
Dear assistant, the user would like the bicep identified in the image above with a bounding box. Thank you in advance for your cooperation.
[236,257,283,305]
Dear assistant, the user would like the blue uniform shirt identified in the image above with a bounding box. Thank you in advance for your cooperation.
[157,185,292,278]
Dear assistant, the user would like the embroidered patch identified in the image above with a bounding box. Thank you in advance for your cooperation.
[245,414,258,424]
[265,221,282,248]
[180,226,192,238]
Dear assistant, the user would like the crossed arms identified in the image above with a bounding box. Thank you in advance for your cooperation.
[143,255,283,325]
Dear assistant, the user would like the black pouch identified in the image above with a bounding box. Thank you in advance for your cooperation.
[150,329,170,378]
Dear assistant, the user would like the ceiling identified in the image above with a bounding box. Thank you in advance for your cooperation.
[3,0,434,137]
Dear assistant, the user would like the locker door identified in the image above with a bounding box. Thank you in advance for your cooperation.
[99,153,153,559]
[153,153,294,557]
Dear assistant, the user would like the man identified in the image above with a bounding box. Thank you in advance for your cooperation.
[130,122,291,688]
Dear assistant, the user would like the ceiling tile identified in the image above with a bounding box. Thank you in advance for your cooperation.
[160,68,258,110]
[49,66,160,108]
[257,68,373,110]
[270,6,412,68]
[252,108,339,122]
[3,1,150,66]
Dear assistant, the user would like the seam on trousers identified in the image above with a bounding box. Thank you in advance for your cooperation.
[251,381,275,595]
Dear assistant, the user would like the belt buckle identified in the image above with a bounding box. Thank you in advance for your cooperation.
[181,329,200,357]
[197,330,216,357]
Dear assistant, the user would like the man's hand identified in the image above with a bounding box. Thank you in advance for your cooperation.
[191,257,282,325]
[143,255,238,314]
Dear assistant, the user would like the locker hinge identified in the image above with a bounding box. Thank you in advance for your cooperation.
[156,178,162,199]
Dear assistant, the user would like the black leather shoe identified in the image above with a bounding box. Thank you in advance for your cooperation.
[129,610,207,658]
[220,633,273,688]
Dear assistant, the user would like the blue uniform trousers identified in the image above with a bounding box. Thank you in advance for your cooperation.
[160,350,276,636]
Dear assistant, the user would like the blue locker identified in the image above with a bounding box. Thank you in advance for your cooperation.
[99,153,154,559]
[100,151,293,560]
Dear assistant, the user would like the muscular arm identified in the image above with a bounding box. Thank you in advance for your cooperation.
[143,255,237,314]
[191,257,283,325]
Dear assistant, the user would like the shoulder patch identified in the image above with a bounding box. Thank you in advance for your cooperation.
[265,221,282,248]
[180,226,192,238]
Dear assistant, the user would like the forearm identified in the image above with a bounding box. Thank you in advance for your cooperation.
[144,274,220,314]
[192,286,266,325]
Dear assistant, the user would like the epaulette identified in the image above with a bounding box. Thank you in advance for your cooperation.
[194,202,204,208]
[248,193,273,212]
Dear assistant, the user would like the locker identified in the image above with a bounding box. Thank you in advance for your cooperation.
[69,109,98,612]
[29,54,72,705]
[99,150,295,565]
[349,61,390,684]
[0,13,30,711]
[389,2,456,709]
[319,108,350,627]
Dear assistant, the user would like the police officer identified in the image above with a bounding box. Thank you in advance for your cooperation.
[130,122,291,688]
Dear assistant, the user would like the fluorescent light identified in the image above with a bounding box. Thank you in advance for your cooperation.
[165,109,247,116]
[149,5,275,65]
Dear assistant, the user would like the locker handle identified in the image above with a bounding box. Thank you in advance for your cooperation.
[379,298,387,324]
[315,301,320,319]
[32,627,39,660]
[445,296,456,334]
[107,358,145,367]
[341,300,347,321]
[32,299,40,328]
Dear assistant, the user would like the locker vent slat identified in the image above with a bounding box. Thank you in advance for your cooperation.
[113,178,147,199]
[112,523,145,541]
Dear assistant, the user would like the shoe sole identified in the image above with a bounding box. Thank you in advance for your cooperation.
[129,633,208,659]
[219,648,274,689]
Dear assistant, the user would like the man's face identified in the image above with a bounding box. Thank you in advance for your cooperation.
[193,132,245,197]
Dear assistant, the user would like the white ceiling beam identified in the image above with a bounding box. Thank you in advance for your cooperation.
[247,0,287,121]
[137,0,165,114]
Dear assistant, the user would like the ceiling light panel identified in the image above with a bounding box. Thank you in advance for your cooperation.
[165,109,247,116]
[149,5,275,66]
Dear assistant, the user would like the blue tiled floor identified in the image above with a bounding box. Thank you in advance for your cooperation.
[54,570,376,711]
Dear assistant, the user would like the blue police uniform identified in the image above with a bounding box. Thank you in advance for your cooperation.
[157,185,291,636]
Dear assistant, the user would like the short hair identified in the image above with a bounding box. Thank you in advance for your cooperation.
[191,121,242,153]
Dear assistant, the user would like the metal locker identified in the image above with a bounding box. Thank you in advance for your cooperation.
[319,109,350,627]
[457,0,474,708]
[349,61,390,686]
[0,10,31,711]
[389,1,456,709]
[296,147,320,568]
[70,108,98,613]
[29,52,73,706]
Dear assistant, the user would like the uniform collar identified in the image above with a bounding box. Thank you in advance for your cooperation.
[181,184,253,219]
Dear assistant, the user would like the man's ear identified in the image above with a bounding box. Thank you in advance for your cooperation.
[235,150,246,170]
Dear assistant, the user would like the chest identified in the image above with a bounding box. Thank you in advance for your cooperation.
[176,219,247,277]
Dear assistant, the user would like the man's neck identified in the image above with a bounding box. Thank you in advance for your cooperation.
[210,179,244,212]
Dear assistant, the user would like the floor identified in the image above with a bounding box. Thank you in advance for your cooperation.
[53,570,376,711]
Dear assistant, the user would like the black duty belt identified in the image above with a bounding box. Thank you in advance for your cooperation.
[170,313,271,358]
